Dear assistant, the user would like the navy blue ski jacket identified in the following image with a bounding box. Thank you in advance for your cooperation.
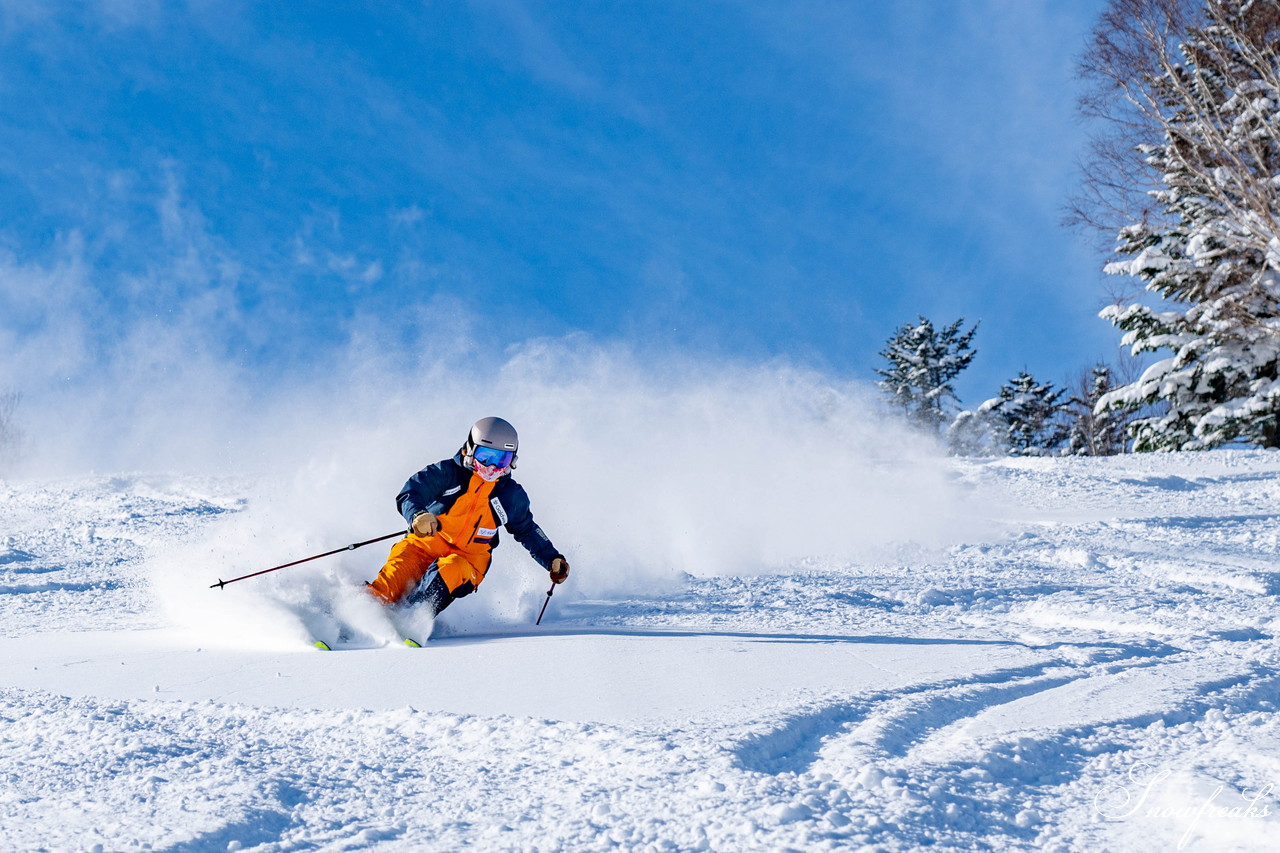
[396,455,563,571]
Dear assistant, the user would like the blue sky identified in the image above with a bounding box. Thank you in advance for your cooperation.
[0,0,1116,418]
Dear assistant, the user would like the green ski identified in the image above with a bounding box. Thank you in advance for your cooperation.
[312,636,419,650]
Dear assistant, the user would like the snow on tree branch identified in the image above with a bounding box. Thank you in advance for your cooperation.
[1084,0,1280,450]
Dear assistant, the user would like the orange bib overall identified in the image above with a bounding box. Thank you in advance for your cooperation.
[368,474,501,605]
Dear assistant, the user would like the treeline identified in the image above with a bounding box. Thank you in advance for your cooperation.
[876,317,1132,456]
[884,0,1280,455]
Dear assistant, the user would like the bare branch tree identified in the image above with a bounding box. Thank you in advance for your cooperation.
[1066,364,1132,454]
[1077,0,1280,247]
[1070,0,1201,232]
[1078,0,1280,450]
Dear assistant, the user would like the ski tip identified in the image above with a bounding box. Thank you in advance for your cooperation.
[313,640,333,651]
[402,637,422,648]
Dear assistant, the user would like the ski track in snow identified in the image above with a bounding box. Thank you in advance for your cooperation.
[2,455,1280,851]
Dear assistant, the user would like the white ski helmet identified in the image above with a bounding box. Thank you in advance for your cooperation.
[463,416,519,473]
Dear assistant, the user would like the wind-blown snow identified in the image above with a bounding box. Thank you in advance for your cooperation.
[95,342,976,648]
[3,449,1280,851]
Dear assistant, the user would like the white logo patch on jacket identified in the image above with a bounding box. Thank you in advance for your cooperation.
[490,497,508,525]
[444,486,462,496]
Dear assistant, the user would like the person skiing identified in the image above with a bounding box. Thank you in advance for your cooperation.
[367,417,569,616]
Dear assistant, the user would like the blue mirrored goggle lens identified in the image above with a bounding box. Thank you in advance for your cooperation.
[474,446,514,468]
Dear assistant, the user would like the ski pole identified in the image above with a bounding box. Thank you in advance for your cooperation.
[209,529,405,590]
[535,582,556,625]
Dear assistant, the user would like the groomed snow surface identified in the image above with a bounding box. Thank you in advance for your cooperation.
[3,452,1280,852]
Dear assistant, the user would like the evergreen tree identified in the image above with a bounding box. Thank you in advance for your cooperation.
[1082,0,1280,450]
[0,389,21,473]
[980,371,1070,456]
[876,317,978,436]
[1067,365,1130,455]
[946,409,1007,457]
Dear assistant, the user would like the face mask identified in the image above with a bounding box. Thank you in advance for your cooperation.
[475,461,509,481]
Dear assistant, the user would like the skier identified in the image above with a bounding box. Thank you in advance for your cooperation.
[367,417,569,616]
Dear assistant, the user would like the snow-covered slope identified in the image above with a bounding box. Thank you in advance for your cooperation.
[3,452,1279,851]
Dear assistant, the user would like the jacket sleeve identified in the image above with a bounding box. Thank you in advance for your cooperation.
[395,460,457,526]
[498,481,563,572]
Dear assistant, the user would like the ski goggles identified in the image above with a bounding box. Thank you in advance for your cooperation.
[473,446,515,470]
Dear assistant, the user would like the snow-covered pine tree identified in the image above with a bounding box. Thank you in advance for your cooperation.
[876,317,978,436]
[1067,365,1129,455]
[1084,0,1280,449]
[946,408,1007,457]
[980,370,1070,456]
[0,389,21,473]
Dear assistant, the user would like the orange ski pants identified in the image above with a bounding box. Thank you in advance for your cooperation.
[367,533,492,605]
